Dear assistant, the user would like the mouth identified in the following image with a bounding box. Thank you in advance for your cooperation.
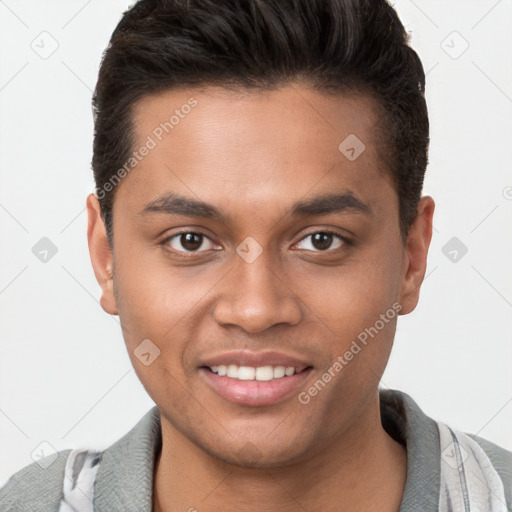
[207,364,308,381]
[198,356,313,407]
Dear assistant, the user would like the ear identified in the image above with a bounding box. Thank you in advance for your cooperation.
[399,196,435,315]
[86,193,118,315]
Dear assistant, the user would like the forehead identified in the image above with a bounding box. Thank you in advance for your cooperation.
[116,84,393,219]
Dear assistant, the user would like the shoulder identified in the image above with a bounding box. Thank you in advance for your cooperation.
[0,407,161,511]
[466,432,512,508]
[0,449,71,511]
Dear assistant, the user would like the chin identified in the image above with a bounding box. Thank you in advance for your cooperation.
[199,436,310,469]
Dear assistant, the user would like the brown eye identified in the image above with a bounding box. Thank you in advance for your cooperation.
[180,233,203,251]
[311,233,334,250]
[165,232,216,253]
[295,231,345,252]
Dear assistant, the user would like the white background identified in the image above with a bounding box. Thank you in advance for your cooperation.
[1,0,511,486]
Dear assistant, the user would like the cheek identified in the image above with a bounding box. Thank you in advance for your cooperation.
[307,251,402,339]
[113,247,208,337]
[112,261,199,414]
[296,241,403,390]
[295,266,401,425]
[112,248,223,387]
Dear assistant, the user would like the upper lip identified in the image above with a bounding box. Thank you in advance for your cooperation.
[198,350,313,370]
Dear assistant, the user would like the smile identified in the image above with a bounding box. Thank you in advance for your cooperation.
[208,364,306,381]
[200,365,312,406]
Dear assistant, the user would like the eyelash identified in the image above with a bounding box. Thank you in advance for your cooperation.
[161,229,351,256]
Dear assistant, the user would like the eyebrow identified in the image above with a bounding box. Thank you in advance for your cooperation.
[138,191,371,220]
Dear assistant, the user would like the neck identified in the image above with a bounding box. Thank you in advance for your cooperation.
[153,393,407,512]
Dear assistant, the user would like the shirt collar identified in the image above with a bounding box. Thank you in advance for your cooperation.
[93,389,440,512]
[380,389,441,511]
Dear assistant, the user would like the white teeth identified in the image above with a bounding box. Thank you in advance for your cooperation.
[208,364,302,381]
[255,366,274,381]
[273,366,285,378]
[227,364,238,378]
[237,366,256,380]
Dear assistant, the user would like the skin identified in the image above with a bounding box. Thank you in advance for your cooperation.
[87,83,434,512]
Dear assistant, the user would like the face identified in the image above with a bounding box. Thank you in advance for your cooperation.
[87,84,433,467]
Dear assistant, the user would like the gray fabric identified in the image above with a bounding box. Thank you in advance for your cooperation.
[0,449,71,511]
[93,405,161,512]
[1,389,510,511]
[380,389,443,511]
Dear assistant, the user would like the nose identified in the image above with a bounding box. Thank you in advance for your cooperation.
[212,250,303,334]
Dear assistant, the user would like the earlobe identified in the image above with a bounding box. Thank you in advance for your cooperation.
[86,193,118,316]
[399,196,435,315]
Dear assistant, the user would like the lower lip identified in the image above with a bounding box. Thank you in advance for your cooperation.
[199,367,312,406]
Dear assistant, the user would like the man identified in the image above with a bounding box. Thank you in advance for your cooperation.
[1,0,511,511]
